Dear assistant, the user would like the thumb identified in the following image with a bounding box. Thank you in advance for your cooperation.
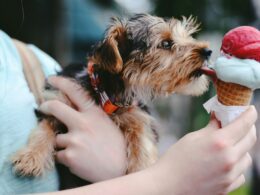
[47,76,91,110]
[206,112,221,130]
[39,100,82,129]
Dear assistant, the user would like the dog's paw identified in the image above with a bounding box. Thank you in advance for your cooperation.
[12,148,54,177]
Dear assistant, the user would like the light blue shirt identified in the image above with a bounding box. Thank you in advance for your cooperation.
[0,30,60,194]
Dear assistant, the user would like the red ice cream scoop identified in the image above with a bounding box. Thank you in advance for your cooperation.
[201,26,260,78]
[221,26,260,62]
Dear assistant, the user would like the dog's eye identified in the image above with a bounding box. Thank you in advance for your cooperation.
[160,40,173,49]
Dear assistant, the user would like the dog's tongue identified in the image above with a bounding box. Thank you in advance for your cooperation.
[221,26,260,62]
[200,66,217,83]
[200,66,215,76]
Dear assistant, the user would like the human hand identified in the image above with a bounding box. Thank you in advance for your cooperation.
[150,107,257,195]
[39,76,127,182]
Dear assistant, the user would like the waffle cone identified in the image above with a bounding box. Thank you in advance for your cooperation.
[216,79,252,106]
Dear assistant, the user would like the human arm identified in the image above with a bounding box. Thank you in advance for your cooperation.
[39,77,257,195]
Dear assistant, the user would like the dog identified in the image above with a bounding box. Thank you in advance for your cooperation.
[12,13,211,179]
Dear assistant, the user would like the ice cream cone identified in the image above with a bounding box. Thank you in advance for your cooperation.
[203,26,260,127]
[214,26,260,106]
[216,79,252,106]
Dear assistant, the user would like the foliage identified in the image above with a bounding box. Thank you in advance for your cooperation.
[153,0,256,32]
[229,184,249,195]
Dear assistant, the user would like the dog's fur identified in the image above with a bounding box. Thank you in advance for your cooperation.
[12,14,211,179]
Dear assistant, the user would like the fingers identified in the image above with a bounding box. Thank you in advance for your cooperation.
[234,126,257,160]
[55,150,70,167]
[56,133,70,149]
[222,154,251,193]
[226,175,245,193]
[47,76,91,110]
[39,100,82,129]
[221,106,257,144]
[206,112,221,130]
[229,153,252,183]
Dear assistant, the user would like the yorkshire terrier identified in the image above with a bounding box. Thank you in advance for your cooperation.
[12,13,211,180]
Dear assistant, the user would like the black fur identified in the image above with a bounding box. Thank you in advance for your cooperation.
[40,62,128,189]
[39,14,161,189]
[58,62,127,106]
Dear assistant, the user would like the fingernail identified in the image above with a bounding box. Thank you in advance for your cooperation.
[210,111,215,119]
[47,76,57,85]
[248,105,255,112]
[250,105,255,109]
[39,102,49,114]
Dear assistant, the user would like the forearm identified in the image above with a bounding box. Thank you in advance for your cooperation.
[37,167,168,195]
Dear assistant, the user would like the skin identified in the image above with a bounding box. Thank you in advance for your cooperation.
[41,77,127,182]
[37,76,257,195]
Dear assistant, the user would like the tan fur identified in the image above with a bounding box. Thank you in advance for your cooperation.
[122,15,209,102]
[12,14,211,177]
[93,19,126,73]
[12,90,73,176]
[112,107,157,173]
[12,120,56,176]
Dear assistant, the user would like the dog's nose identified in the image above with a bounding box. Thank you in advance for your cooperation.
[200,48,212,59]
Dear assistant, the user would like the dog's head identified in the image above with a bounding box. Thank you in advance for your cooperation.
[92,14,211,102]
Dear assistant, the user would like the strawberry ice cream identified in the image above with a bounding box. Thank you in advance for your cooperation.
[204,26,260,126]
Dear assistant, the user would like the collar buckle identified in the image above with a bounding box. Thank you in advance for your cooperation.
[87,61,119,115]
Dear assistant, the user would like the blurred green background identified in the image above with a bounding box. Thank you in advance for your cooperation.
[0,0,259,194]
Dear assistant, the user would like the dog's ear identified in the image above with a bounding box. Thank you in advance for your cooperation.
[94,18,128,74]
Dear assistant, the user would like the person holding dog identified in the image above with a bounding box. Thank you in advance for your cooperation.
[0,28,257,195]
[36,76,256,195]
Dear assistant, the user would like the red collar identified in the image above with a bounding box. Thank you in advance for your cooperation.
[87,61,119,115]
